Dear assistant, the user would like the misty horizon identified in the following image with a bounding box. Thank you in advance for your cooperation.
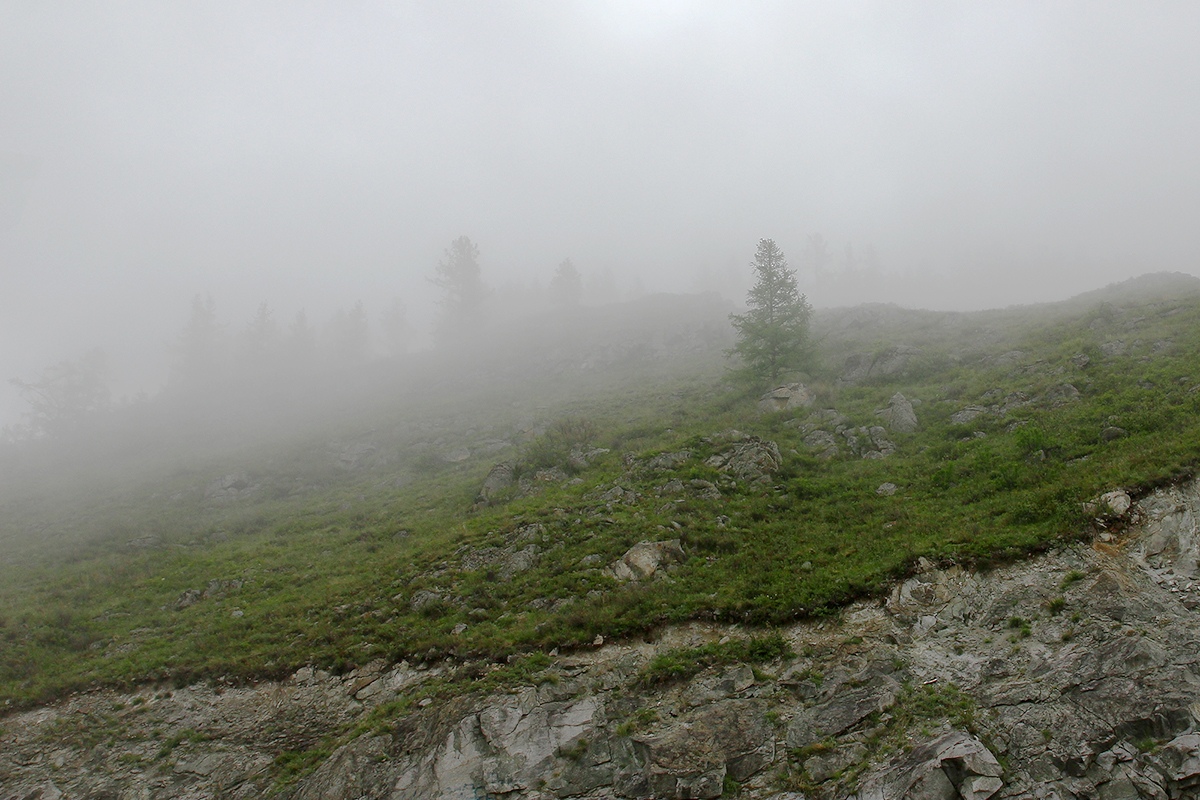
[4,3,1200,425]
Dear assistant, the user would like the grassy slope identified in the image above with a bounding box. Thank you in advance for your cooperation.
[3,275,1200,708]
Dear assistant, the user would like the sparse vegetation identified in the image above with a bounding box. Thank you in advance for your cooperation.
[556,738,590,762]
[1060,570,1087,589]
[3,277,1200,711]
[639,633,793,687]
[614,707,659,737]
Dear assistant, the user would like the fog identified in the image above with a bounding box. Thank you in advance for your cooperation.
[3,2,1200,427]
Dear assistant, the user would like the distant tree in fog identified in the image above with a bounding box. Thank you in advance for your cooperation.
[728,238,813,385]
[549,258,583,306]
[285,310,318,368]
[381,297,412,357]
[170,294,224,388]
[431,235,488,343]
[328,301,371,365]
[7,348,111,439]
[862,244,881,277]
[842,242,857,276]
[801,233,831,282]
[240,302,279,365]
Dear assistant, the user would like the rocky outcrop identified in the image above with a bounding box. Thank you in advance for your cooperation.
[707,437,783,482]
[460,542,541,581]
[843,425,895,459]
[855,731,1003,800]
[760,384,816,414]
[876,392,918,433]
[950,385,1081,429]
[475,461,515,507]
[609,539,687,582]
[796,410,897,459]
[840,345,920,384]
[204,472,258,503]
[13,479,1200,798]
[333,439,378,470]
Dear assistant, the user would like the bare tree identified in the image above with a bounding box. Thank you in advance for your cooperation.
[7,349,111,439]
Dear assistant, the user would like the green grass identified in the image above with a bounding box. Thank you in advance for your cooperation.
[638,633,793,686]
[4,278,1200,710]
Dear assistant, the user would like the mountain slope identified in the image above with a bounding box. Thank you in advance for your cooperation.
[4,461,1200,798]
[4,275,1200,794]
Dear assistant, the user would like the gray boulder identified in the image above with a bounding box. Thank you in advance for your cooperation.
[841,345,920,384]
[409,589,443,611]
[709,437,783,482]
[610,539,687,582]
[334,440,377,470]
[460,544,541,581]
[1083,489,1132,522]
[842,425,896,459]
[642,450,693,472]
[803,429,840,459]
[877,392,918,433]
[1101,425,1129,441]
[1101,340,1128,357]
[475,461,515,507]
[950,406,987,425]
[204,473,257,503]
[1043,383,1081,405]
[758,383,816,414]
[439,446,472,463]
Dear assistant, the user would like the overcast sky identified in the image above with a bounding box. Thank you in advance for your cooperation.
[3,2,1200,422]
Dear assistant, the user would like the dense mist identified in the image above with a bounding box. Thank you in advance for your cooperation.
[4,3,1200,426]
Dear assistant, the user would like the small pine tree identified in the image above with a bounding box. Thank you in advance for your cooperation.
[728,238,813,385]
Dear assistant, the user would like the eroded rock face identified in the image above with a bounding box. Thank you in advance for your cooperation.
[785,673,901,749]
[855,731,1002,800]
[12,479,1200,799]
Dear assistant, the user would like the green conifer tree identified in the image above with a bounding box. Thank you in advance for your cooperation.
[729,238,813,384]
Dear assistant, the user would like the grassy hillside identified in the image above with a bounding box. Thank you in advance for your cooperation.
[3,274,1200,710]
